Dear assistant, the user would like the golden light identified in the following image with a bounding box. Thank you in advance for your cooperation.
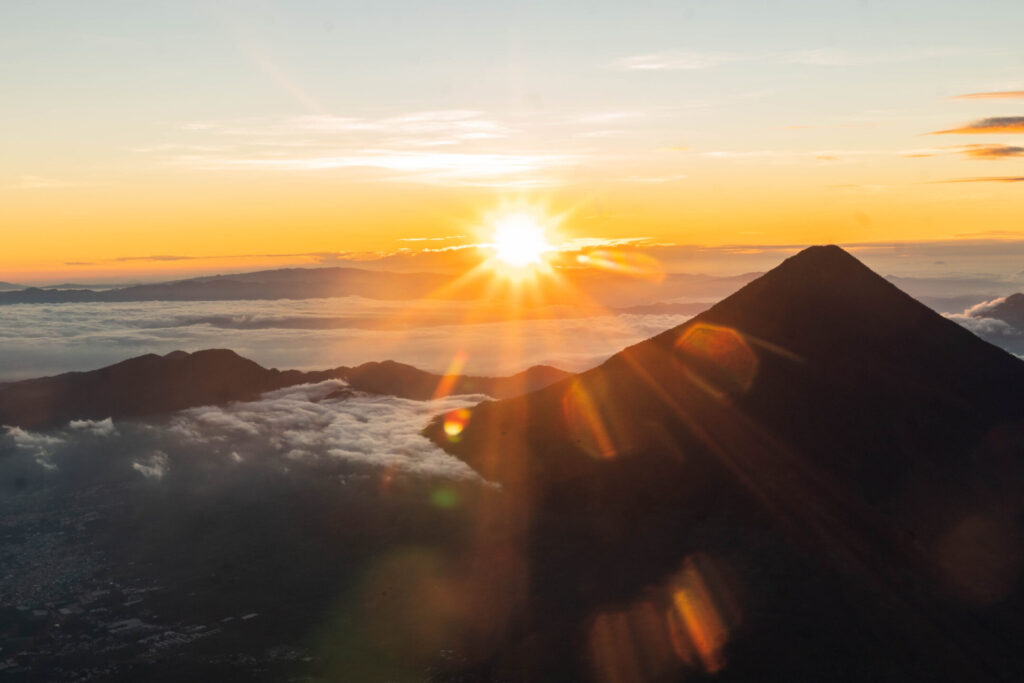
[489,213,554,268]
[443,408,471,442]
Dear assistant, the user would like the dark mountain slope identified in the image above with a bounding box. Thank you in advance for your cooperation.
[427,245,1024,682]
[0,350,328,429]
[343,360,569,401]
[0,351,569,430]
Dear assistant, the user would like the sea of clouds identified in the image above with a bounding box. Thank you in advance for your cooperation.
[0,296,690,381]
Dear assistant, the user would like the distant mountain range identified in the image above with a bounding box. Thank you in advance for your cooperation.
[0,265,757,309]
[0,351,569,430]
[427,245,1024,681]
[0,268,457,305]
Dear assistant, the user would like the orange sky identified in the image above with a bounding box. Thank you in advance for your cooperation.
[3,1,1023,282]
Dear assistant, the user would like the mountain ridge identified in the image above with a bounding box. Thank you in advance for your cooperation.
[0,350,570,430]
[425,244,1024,682]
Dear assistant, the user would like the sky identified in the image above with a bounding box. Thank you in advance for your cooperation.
[2,0,1024,282]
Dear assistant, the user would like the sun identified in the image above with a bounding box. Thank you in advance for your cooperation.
[490,213,554,268]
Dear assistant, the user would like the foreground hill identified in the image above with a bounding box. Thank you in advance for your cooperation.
[0,351,569,429]
[427,245,1024,682]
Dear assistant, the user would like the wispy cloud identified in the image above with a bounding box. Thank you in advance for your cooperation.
[931,116,1024,134]
[936,176,1024,183]
[958,144,1024,159]
[210,153,568,187]
[902,144,1024,159]
[949,91,1024,100]
[146,110,589,186]
[179,111,513,146]
[396,235,465,243]
[190,151,575,183]
[614,47,975,71]
[613,51,742,71]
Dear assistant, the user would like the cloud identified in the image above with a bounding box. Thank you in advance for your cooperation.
[949,91,1024,100]
[944,294,1024,354]
[0,295,692,382]
[112,255,200,262]
[948,313,1017,336]
[931,117,1024,135]
[613,51,742,71]
[937,176,1024,183]
[180,110,513,143]
[132,450,169,479]
[397,235,465,243]
[614,47,972,71]
[3,426,63,470]
[10,242,1024,383]
[190,151,576,186]
[962,296,1008,318]
[149,110,591,187]
[69,417,118,437]
[902,144,1024,160]
[5,381,489,484]
[958,144,1024,159]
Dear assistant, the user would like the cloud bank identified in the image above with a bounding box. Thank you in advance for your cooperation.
[2,381,485,485]
[0,297,692,381]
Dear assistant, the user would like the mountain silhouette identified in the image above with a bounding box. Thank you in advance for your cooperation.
[0,264,757,309]
[0,351,569,430]
[426,245,1024,682]
[0,267,457,305]
[342,359,568,401]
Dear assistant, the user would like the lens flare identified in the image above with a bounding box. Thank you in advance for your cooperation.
[588,554,742,683]
[576,249,664,282]
[433,350,468,400]
[430,486,460,509]
[674,323,759,396]
[562,379,619,459]
[443,408,471,442]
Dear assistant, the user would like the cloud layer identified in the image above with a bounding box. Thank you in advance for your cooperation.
[0,296,691,381]
[2,380,485,484]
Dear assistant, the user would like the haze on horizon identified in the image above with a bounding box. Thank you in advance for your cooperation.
[3,0,1024,283]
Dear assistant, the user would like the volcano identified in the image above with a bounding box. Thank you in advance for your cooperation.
[427,245,1024,682]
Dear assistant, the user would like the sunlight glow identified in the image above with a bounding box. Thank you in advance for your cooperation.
[490,214,554,268]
